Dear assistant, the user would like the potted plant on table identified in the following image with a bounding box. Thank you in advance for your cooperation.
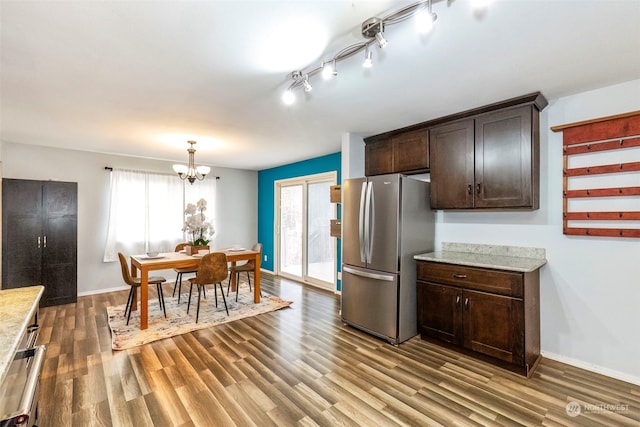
[182,198,214,255]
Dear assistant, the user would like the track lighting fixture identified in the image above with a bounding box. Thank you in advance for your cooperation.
[282,0,459,105]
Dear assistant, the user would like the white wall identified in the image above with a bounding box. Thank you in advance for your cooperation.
[437,79,640,384]
[1,142,258,295]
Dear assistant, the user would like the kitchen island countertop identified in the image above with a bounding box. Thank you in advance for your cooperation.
[414,242,546,272]
[0,286,44,386]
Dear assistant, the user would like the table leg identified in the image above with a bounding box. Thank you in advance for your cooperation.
[230,261,237,292]
[140,269,149,330]
[254,253,261,303]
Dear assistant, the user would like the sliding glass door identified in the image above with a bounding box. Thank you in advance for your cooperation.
[276,172,336,290]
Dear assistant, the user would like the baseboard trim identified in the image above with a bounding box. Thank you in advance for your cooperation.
[541,350,640,386]
[78,285,128,297]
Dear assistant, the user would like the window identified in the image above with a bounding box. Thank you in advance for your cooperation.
[103,169,216,261]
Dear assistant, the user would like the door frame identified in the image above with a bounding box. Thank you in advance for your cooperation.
[274,171,338,291]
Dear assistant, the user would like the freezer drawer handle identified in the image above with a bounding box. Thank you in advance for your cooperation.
[343,266,395,281]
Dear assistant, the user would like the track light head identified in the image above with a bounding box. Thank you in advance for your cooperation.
[375,31,388,48]
[363,49,373,68]
[302,75,312,92]
[282,89,295,105]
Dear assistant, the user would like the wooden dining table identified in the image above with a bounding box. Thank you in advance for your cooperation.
[130,248,261,330]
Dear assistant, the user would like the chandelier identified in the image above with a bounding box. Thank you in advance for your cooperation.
[172,140,211,184]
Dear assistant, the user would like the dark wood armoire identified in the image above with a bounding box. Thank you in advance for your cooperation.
[2,178,78,307]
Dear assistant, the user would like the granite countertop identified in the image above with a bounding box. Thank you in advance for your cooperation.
[414,242,547,272]
[0,286,44,386]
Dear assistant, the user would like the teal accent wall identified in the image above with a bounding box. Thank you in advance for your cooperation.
[258,152,342,291]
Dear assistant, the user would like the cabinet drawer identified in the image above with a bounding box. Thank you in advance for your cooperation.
[417,262,523,298]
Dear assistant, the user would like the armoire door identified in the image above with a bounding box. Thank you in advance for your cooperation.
[2,179,78,306]
[41,181,78,306]
[2,179,43,288]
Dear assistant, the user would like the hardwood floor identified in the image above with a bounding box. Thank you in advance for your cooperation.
[37,273,639,426]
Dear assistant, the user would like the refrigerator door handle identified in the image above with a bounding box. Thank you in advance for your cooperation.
[359,182,367,263]
[343,266,395,282]
[366,182,374,262]
[364,181,373,263]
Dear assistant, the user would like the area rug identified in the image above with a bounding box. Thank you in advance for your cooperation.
[106,283,292,350]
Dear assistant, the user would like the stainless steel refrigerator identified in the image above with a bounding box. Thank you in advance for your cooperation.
[341,174,434,345]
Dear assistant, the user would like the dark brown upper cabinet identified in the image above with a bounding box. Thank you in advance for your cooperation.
[365,128,429,176]
[429,93,546,210]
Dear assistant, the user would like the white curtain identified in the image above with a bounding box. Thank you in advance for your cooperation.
[103,169,187,261]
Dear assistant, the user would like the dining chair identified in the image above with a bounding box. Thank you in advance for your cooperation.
[227,242,262,302]
[187,252,229,323]
[172,242,199,303]
[118,252,167,325]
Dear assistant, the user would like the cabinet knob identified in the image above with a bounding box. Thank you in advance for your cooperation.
[476,183,481,194]
[467,184,472,195]
[456,296,460,305]
[37,236,41,249]
[464,298,469,308]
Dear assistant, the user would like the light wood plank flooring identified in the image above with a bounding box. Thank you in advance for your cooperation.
[36,273,639,426]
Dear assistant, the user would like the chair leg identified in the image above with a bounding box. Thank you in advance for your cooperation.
[172,272,180,297]
[227,271,232,296]
[177,273,185,304]
[196,285,202,323]
[247,271,251,290]
[157,283,167,318]
[236,273,240,302]
[187,283,194,314]
[126,287,136,325]
[214,284,218,307]
[218,283,229,316]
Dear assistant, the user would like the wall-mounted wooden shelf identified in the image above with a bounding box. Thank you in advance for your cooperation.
[330,219,341,238]
[330,185,341,203]
[552,111,640,238]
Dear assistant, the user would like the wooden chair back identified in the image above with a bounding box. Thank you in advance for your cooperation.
[244,243,262,268]
[118,252,135,287]
[192,252,228,285]
[175,242,189,252]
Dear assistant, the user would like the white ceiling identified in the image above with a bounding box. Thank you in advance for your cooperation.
[1,0,639,171]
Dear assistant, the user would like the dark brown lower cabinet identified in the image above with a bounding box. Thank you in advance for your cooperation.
[2,178,77,307]
[417,261,540,377]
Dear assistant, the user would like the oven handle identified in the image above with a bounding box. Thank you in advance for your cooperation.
[17,345,46,419]
[25,324,40,350]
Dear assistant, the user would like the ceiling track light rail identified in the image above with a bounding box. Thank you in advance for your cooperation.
[282,0,443,105]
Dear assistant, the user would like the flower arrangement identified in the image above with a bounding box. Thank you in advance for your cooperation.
[182,198,214,246]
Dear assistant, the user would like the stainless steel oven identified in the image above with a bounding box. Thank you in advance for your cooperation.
[0,315,44,427]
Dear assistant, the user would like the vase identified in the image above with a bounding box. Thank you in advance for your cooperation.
[185,245,209,255]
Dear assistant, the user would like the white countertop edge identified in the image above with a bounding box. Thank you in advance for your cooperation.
[0,286,44,386]
[414,250,547,273]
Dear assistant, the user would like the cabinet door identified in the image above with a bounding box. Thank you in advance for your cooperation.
[475,105,535,208]
[2,179,43,289]
[417,281,463,345]
[392,129,429,173]
[41,182,78,306]
[463,290,524,364]
[429,120,475,209]
[365,138,393,176]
